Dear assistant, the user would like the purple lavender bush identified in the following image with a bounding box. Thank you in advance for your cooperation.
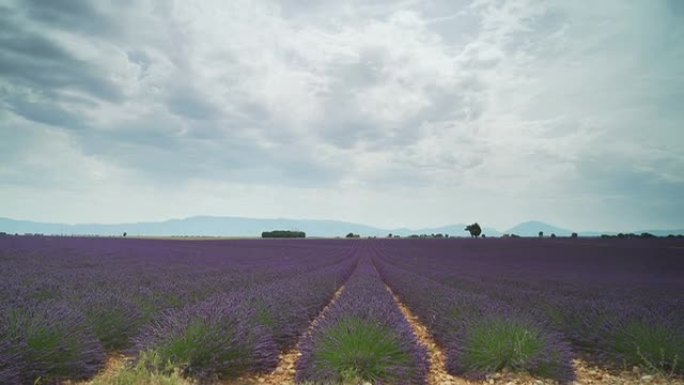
[297,258,428,385]
[374,258,575,383]
[600,309,684,374]
[0,301,106,384]
[130,257,355,381]
[447,313,574,381]
[252,259,357,350]
[133,294,278,382]
[78,291,145,351]
[0,318,22,385]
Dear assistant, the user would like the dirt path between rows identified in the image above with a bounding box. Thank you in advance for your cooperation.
[224,284,347,385]
[385,285,474,385]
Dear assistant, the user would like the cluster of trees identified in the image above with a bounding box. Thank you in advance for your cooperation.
[9,233,45,236]
[262,230,306,238]
[407,233,449,239]
[345,233,361,238]
[505,232,580,239]
[600,232,657,239]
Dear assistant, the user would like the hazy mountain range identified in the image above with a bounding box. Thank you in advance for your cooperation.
[1,217,683,238]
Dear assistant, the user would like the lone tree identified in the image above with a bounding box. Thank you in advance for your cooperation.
[539,231,544,238]
[465,223,482,238]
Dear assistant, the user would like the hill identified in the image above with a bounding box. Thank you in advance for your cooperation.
[505,221,574,237]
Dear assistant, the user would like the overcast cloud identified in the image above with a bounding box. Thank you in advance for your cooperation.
[1,0,683,231]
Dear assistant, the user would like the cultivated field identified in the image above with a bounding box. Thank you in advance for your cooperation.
[1,236,682,385]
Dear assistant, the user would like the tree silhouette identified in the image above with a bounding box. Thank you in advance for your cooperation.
[465,223,482,238]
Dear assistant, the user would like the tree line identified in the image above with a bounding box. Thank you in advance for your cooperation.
[261,230,306,238]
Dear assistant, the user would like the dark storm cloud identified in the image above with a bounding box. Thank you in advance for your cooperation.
[2,95,86,130]
[17,0,118,37]
[0,6,124,128]
[73,128,248,183]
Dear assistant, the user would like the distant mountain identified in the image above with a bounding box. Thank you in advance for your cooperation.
[0,216,383,238]
[505,221,574,237]
[0,216,498,238]
[1,216,682,238]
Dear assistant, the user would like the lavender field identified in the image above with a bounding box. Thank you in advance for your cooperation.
[1,235,683,384]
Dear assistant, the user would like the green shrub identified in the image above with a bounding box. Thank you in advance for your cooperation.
[91,351,192,385]
[88,309,131,350]
[311,318,412,383]
[459,318,561,378]
[611,321,683,374]
[151,321,247,377]
[3,303,106,383]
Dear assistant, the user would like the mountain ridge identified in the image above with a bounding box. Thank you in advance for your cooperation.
[1,216,682,238]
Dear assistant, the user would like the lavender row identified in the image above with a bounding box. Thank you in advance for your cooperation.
[132,256,358,381]
[296,256,429,385]
[0,236,353,342]
[421,270,684,371]
[378,238,684,307]
[0,236,353,312]
[376,238,684,373]
[0,237,357,384]
[373,257,576,383]
[0,301,106,385]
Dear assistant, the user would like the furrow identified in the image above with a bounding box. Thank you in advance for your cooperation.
[385,285,474,385]
[224,284,347,385]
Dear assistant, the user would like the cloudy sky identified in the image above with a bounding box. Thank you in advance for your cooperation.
[1,0,683,231]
